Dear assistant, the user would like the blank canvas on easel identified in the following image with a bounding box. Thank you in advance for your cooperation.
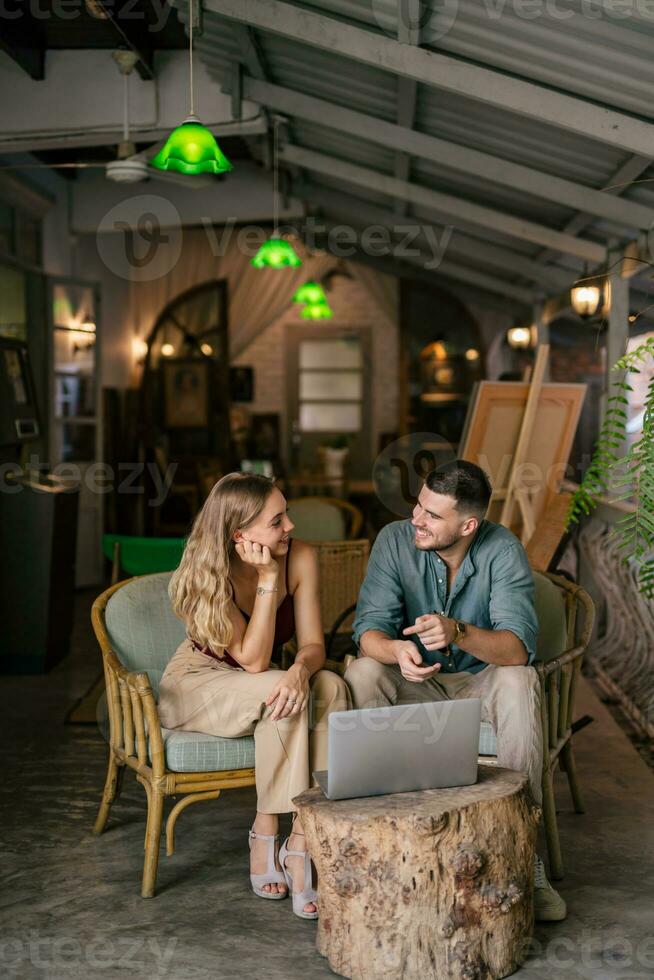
[459,381,586,540]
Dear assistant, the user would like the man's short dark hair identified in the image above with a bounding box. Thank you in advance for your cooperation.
[425,459,492,519]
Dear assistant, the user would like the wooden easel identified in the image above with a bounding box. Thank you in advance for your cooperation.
[498,344,550,540]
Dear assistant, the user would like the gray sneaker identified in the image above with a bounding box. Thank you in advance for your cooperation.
[534,856,567,921]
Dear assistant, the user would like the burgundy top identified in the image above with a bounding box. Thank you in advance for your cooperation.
[192,540,296,670]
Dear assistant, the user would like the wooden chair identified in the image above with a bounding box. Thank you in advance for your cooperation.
[91,573,256,898]
[288,497,363,541]
[343,570,595,880]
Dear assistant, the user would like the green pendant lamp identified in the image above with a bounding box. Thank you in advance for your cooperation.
[251,116,302,268]
[301,301,333,320]
[293,281,328,304]
[251,238,302,269]
[149,0,232,176]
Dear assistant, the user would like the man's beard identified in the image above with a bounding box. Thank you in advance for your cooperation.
[414,527,462,553]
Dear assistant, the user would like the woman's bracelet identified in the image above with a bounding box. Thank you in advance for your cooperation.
[256,585,279,596]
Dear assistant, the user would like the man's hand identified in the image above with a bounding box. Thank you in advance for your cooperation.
[394,640,442,682]
[403,614,455,652]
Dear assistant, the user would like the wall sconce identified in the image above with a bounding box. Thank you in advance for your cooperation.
[132,337,149,364]
[72,335,96,356]
[570,273,610,320]
[507,326,534,349]
[161,343,176,357]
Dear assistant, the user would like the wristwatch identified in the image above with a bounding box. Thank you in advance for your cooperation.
[452,620,466,646]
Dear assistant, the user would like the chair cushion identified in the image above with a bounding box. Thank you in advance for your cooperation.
[288,500,346,541]
[478,721,497,756]
[161,729,255,772]
[105,572,186,697]
[533,572,568,663]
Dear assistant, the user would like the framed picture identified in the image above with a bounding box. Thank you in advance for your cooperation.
[248,413,281,461]
[230,366,254,402]
[163,359,210,429]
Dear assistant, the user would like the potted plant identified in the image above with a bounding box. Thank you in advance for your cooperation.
[319,435,350,481]
[567,335,654,596]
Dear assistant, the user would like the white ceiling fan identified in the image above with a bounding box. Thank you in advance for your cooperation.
[0,49,216,191]
[105,50,213,189]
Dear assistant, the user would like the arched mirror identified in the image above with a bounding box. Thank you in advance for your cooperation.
[139,280,233,533]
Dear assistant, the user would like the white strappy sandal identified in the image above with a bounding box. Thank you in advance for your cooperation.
[279,833,319,920]
[248,830,288,900]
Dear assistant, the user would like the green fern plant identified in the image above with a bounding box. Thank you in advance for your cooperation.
[567,335,654,597]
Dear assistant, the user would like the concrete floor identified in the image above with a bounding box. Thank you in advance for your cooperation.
[1,590,653,980]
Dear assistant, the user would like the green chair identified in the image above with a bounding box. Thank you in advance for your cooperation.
[102,534,186,584]
[91,571,256,898]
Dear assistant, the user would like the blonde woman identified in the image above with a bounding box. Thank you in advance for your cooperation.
[158,473,350,919]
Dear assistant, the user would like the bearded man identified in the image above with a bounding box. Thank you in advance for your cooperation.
[346,458,565,921]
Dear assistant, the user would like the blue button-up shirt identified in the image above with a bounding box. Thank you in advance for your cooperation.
[352,518,538,673]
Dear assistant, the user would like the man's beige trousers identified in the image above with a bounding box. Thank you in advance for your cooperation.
[344,657,543,806]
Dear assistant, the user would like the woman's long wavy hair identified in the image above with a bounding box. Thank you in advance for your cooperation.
[169,472,275,652]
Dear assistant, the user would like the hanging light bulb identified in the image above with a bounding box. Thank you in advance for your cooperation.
[200,342,213,355]
[507,326,533,349]
[301,302,333,320]
[161,343,175,357]
[570,283,603,319]
[150,0,232,176]
[252,117,302,268]
[570,269,609,321]
[293,281,328,304]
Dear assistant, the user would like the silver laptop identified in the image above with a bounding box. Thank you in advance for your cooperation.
[314,698,481,800]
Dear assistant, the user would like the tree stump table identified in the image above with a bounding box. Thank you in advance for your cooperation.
[294,766,539,980]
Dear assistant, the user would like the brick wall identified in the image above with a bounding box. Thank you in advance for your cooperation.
[232,271,399,466]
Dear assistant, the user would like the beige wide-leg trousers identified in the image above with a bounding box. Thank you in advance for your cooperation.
[344,657,543,806]
[158,640,351,813]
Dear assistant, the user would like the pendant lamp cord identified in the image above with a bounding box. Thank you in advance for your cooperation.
[123,71,129,143]
[189,0,195,118]
[273,114,280,236]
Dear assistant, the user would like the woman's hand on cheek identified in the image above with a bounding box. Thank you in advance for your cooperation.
[235,539,279,577]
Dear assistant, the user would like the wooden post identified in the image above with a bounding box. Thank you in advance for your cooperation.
[603,267,629,432]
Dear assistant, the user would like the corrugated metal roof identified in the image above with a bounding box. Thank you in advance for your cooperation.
[174,0,654,307]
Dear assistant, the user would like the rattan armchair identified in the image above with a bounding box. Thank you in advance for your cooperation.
[91,576,256,899]
[536,572,595,879]
[282,538,370,670]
